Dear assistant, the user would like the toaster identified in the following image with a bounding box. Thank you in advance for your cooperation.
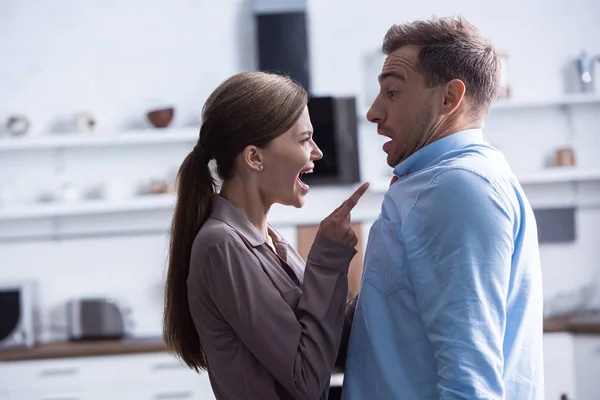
[67,298,129,341]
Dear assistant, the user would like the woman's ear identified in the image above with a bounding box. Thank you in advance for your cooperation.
[242,145,264,172]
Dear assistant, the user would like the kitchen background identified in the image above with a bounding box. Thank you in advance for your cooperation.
[0,0,599,399]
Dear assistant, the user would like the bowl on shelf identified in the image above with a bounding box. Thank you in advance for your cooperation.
[147,107,174,128]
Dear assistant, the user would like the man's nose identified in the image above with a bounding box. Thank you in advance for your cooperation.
[366,101,383,124]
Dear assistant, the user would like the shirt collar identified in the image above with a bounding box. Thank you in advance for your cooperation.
[210,194,265,247]
[393,128,485,177]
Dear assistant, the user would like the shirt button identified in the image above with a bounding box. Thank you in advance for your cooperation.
[293,375,298,381]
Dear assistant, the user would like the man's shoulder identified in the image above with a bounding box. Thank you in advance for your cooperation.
[431,143,513,185]
[406,150,516,218]
[385,144,519,222]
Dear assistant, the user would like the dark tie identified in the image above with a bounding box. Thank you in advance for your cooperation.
[390,175,399,186]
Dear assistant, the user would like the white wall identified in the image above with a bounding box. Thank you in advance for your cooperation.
[1,0,599,340]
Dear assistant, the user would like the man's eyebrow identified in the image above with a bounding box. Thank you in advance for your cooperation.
[378,72,406,83]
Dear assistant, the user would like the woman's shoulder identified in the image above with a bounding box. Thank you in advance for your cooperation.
[194,218,246,253]
[188,219,250,280]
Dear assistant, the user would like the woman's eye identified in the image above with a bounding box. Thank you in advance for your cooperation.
[387,90,397,99]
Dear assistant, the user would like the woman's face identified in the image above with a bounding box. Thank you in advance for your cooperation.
[257,106,323,208]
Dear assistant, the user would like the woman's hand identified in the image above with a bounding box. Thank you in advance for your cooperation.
[317,182,370,247]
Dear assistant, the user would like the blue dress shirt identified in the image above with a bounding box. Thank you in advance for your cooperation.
[342,129,544,399]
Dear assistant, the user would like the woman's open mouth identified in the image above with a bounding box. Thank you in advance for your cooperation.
[296,167,313,192]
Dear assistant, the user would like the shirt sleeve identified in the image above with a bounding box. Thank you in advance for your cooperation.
[201,233,356,400]
[403,168,515,399]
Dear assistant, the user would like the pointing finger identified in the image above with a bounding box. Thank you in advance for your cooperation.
[338,182,370,216]
[323,200,347,223]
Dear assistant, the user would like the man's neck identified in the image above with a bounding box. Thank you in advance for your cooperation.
[421,115,482,150]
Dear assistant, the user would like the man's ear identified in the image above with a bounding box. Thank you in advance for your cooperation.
[441,79,466,115]
[242,145,264,172]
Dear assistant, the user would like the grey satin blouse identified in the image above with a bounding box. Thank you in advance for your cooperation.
[187,195,357,400]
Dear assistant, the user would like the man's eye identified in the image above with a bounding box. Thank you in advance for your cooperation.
[387,90,397,98]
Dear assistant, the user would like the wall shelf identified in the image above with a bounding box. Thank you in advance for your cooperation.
[0,193,177,221]
[517,166,600,184]
[0,167,598,226]
[491,93,600,110]
[2,167,599,228]
[0,128,198,152]
[1,166,599,241]
[359,93,600,119]
[371,166,600,193]
[0,185,386,226]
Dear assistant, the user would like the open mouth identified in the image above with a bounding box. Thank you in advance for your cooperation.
[296,167,313,191]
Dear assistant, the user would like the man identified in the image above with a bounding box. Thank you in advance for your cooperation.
[340,16,544,399]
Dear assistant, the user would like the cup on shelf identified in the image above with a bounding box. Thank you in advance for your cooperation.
[59,183,82,203]
[74,111,96,134]
[6,114,30,136]
[102,179,131,201]
[555,147,576,167]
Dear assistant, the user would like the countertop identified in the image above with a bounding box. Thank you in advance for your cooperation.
[543,315,600,334]
[0,337,168,362]
[2,318,600,363]
[0,337,346,386]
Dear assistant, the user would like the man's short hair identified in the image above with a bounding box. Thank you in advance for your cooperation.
[383,16,501,118]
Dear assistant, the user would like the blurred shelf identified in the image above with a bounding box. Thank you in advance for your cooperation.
[0,193,176,221]
[491,93,600,110]
[0,128,198,152]
[517,166,600,184]
[371,166,600,193]
[359,93,600,118]
[0,184,385,225]
[1,167,598,226]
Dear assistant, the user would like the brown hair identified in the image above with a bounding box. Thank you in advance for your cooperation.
[382,16,500,117]
[163,72,308,371]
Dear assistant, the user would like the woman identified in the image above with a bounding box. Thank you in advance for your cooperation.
[163,71,369,400]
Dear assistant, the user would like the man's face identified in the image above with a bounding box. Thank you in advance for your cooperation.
[367,45,439,168]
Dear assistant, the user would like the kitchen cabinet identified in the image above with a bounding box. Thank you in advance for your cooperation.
[573,335,600,400]
[543,332,600,400]
[11,388,119,400]
[0,355,120,391]
[4,333,600,399]
[544,333,578,400]
[118,384,213,400]
[0,352,215,400]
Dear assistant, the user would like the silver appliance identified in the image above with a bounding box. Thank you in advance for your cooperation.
[0,281,39,349]
[66,298,129,341]
[576,50,600,93]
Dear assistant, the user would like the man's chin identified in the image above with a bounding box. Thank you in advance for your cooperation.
[386,154,399,168]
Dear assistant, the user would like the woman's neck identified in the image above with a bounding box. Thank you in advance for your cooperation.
[219,178,270,240]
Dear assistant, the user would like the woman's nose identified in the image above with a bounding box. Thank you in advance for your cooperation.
[311,143,323,161]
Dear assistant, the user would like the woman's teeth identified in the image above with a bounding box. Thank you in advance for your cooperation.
[298,170,312,180]
[297,170,312,190]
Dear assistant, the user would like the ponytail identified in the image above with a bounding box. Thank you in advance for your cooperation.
[163,147,215,372]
